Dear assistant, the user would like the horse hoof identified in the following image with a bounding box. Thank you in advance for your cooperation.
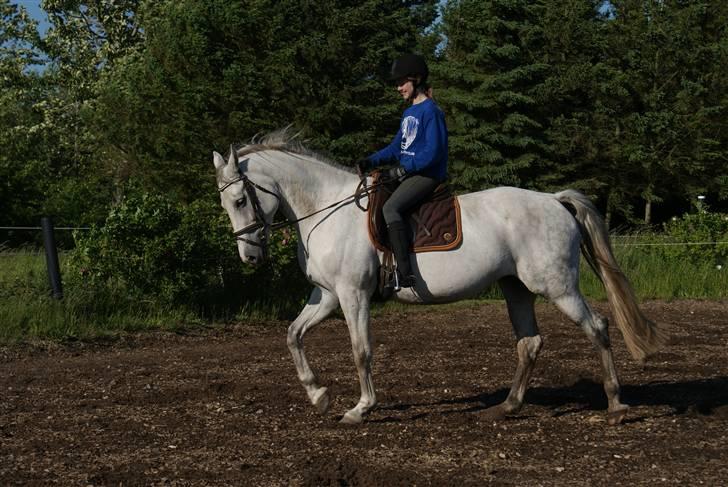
[312,387,330,415]
[482,405,507,422]
[607,406,629,425]
[340,410,363,425]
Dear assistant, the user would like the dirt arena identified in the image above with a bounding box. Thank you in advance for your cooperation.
[1,300,727,486]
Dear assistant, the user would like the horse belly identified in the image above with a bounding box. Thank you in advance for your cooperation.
[396,222,512,304]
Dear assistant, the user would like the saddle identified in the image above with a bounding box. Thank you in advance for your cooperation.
[367,171,462,254]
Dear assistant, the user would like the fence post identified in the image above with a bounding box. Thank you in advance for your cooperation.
[41,217,64,300]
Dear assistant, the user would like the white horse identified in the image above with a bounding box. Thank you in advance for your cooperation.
[212,131,665,425]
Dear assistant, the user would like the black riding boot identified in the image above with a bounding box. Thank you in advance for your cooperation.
[387,221,416,289]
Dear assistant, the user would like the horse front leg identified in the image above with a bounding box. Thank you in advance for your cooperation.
[338,287,377,424]
[287,287,339,414]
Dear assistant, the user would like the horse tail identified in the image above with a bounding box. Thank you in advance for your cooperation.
[555,189,666,361]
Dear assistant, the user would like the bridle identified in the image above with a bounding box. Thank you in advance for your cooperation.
[217,150,385,260]
[217,167,283,260]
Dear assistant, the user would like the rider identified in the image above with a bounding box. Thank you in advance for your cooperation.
[357,53,449,289]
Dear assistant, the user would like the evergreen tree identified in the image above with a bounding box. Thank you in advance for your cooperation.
[538,1,608,190]
[435,0,551,192]
[538,0,640,223]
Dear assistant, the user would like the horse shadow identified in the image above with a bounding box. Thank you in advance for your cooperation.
[373,376,728,422]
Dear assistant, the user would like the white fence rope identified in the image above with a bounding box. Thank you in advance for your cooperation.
[612,241,728,247]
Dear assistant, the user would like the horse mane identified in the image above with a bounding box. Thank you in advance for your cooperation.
[232,127,354,173]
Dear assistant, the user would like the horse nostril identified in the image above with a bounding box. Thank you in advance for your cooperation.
[245,255,258,264]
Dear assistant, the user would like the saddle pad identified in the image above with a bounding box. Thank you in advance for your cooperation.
[367,172,462,253]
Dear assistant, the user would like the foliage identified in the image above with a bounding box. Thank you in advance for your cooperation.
[436,0,552,191]
[2,0,725,230]
[89,0,437,202]
[537,1,629,207]
[604,0,728,223]
[0,1,47,229]
[68,185,309,312]
[1,0,727,327]
[662,205,728,265]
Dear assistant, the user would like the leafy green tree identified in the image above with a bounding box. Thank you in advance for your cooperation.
[37,0,144,215]
[90,0,437,202]
[0,1,47,228]
[607,0,728,223]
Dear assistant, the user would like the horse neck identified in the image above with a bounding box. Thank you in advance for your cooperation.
[255,150,359,222]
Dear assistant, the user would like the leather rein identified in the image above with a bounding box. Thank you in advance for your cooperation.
[217,157,383,259]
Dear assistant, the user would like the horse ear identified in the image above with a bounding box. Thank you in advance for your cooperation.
[227,145,239,167]
[213,151,226,170]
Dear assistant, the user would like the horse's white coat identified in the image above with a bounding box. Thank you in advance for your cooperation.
[213,137,663,425]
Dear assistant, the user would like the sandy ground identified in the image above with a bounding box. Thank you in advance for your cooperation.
[1,300,727,486]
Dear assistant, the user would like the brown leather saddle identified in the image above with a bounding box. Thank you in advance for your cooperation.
[366,171,462,253]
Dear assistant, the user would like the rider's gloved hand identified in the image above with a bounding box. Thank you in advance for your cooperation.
[385,165,406,181]
[355,158,370,175]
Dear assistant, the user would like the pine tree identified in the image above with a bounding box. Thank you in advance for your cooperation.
[435,0,551,192]
[538,1,614,193]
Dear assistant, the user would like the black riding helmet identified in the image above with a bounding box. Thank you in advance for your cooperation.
[389,53,429,84]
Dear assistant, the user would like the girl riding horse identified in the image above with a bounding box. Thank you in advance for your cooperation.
[357,54,449,289]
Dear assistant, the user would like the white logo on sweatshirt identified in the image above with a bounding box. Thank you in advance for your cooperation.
[401,116,419,151]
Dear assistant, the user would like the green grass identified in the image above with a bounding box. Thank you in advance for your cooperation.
[0,238,725,343]
[580,236,727,300]
[0,248,199,343]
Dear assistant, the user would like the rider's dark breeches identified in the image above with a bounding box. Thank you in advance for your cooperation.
[382,174,439,225]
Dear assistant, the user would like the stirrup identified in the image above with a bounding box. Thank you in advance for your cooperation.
[391,270,416,291]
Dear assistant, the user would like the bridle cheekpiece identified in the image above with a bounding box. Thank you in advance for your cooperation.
[217,149,281,260]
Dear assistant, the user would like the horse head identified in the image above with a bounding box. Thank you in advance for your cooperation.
[213,147,281,265]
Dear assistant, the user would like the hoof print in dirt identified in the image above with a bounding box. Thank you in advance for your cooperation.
[481,405,508,422]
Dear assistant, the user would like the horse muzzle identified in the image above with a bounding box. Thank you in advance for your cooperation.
[244,253,263,265]
[237,240,266,266]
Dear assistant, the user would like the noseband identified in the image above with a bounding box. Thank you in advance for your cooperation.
[217,150,391,261]
[217,166,282,260]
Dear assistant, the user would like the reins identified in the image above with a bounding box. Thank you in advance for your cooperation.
[268,176,382,231]
[217,159,389,257]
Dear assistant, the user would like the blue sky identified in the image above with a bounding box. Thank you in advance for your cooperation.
[14,0,50,35]
[16,0,614,39]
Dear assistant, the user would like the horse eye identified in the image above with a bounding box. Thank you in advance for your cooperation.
[235,195,247,208]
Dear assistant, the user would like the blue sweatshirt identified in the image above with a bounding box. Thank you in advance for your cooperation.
[367,98,448,182]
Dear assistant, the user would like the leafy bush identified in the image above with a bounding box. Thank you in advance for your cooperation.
[662,207,728,265]
[68,186,308,316]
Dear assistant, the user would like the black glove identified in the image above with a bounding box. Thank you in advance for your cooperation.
[385,165,406,181]
[355,158,370,175]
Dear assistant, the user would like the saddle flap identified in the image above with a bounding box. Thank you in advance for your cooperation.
[367,171,462,253]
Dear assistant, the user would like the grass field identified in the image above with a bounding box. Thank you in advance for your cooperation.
[1,237,725,343]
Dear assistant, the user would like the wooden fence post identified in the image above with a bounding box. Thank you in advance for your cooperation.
[41,217,64,300]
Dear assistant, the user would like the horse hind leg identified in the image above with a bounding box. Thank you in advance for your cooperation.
[287,287,340,415]
[552,292,629,425]
[483,277,544,421]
